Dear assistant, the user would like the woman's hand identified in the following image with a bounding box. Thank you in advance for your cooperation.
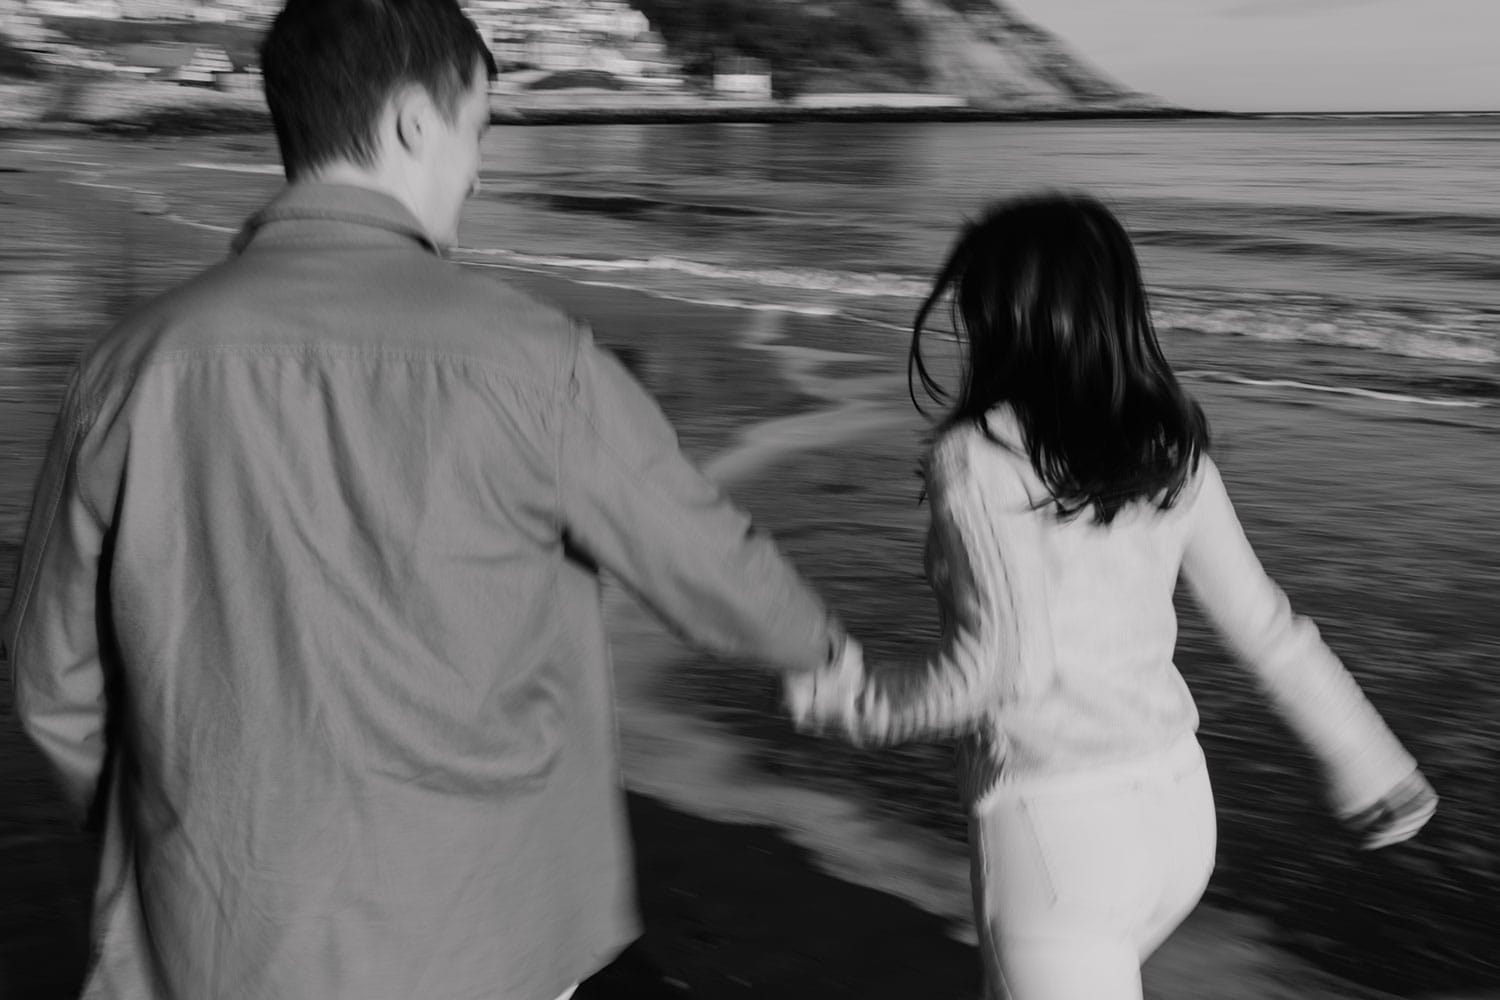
[784,637,865,740]
[1343,769,1438,850]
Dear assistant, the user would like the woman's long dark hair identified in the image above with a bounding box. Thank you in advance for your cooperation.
[909,193,1209,524]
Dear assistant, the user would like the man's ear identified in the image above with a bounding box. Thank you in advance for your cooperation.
[392,85,430,156]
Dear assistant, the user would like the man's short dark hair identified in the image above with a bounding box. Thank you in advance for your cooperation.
[260,0,499,180]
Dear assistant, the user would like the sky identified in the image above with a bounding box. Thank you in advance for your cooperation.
[1010,0,1500,112]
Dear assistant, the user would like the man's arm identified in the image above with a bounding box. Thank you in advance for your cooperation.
[3,374,110,826]
[556,333,841,673]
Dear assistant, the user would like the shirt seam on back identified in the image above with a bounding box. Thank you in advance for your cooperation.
[107,343,553,396]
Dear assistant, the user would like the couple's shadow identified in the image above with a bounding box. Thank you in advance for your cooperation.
[578,792,980,1000]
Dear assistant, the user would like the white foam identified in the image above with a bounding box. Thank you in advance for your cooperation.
[458,246,933,300]
[463,249,1498,368]
[165,214,236,235]
[458,257,844,316]
[1156,296,1500,365]
[180,160,284,176]
[1180,370,1489,409]
[564,277,842,317]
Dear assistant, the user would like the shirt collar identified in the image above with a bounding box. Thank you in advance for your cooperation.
[231,182,440,256]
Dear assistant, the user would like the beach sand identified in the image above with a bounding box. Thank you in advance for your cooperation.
[2,149,1494,1000]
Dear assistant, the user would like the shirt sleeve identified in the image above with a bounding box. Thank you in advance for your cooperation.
[3,373,111,827]
[1181,456,1418,818]
[556,330,840,674]
[854,429,1055,744]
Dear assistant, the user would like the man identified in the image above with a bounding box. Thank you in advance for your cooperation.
[2,0,850,996]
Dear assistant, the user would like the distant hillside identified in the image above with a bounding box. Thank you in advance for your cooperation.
[630,0,1160,108]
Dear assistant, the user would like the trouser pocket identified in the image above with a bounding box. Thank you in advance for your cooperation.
[1016,780,1159,929]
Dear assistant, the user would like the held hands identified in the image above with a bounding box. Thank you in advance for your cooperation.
[784,637,865,741]
[1343,769,1439,851]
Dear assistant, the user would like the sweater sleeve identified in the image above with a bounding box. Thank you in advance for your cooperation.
[1182,456,1418,818]
[852,429,1055,745]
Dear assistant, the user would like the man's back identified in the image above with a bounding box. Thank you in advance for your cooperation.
[69,184,633,998]
[9,185,838,999]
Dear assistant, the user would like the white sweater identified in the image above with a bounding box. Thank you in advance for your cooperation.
[855,406,1419,818]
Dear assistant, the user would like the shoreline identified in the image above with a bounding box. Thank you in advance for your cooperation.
[1,105,1233,138]
[0,77,1233,136]
[7,104,1494,140]
[3,78,1492,137]
[490,102,1223,127]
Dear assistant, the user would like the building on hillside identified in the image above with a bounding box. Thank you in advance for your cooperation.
[462,0,681,83]
[28,0,123,17]
[712,55,771,100]
[524,33,591,72]
[170,43,234,84]
[215,0,279,25]
[790,93,969,109]
[116,0,197,20]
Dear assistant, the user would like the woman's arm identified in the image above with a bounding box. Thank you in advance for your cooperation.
[1181,456,1431,825]
[829,429,1055,745]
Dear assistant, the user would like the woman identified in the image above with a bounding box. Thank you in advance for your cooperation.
[789,193,1437,1000]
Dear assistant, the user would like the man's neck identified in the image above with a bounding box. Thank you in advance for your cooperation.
[304,162,402,200]
[303,162,423,232]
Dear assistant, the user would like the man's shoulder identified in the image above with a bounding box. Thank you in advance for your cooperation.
[73,257,244,395]
[417,261,590,384]
[435,262,583,350]
[78,250,588,396]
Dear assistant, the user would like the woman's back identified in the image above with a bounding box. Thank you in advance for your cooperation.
[937,410,1203,793]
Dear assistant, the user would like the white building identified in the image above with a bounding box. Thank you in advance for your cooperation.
[713,56,771,99]
[28,0,123,17]
[462,0,681,81]
[115,0,198,20]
